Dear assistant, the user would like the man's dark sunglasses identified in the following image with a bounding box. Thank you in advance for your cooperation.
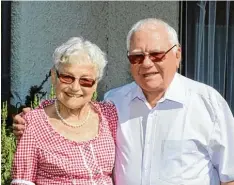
[56,70,96,88]
[127,44,177,64]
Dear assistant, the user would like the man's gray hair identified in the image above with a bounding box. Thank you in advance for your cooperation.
[53,37,108,81]
[126,18,179,51]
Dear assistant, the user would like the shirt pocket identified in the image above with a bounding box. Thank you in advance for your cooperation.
[159,139,208,184]
[182,140,201,154]
[159,140,183,184]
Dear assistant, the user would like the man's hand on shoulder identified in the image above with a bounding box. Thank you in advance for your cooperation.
[13,107,31,139]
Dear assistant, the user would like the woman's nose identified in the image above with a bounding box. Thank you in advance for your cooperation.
[70,79,81,91]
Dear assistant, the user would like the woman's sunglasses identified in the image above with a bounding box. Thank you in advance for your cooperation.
[127,45,177,64]
[56,70,96,88]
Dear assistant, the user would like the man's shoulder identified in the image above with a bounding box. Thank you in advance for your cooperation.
[179,74,229,116]
[178,74,233,122]
[179,74,221,100]
[104,81,137,101]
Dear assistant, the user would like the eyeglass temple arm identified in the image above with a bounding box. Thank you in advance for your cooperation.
[161,44,177,58]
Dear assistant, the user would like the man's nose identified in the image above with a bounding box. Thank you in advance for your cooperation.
[141,55,154,68]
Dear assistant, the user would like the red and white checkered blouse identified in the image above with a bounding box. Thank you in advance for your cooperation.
[11,99,117,185]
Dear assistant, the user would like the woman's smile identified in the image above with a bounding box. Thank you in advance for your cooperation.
[65,92,82,98]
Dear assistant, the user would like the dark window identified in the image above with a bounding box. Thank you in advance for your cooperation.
[181,1,234,113]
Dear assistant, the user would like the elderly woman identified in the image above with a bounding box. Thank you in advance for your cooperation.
[11,37,117,185]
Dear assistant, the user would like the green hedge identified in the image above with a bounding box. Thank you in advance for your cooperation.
[1,102,16,185]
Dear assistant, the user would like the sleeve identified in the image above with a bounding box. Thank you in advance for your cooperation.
[103,88,119,103]
[103,90,111,101]
[105,102,118,144]
[11,113,38,185]
[208,91,234,182]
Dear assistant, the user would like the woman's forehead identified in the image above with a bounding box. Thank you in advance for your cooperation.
[58,63,97,76]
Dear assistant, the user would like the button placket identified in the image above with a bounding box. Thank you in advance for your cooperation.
[84,145,89,151]
[141,111,156,185]
[95,169,100,175]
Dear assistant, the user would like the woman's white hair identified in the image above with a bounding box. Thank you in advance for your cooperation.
[126,18,179,52]
[53,37,108,81]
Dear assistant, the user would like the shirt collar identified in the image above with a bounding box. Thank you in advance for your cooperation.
[130,73,186,104]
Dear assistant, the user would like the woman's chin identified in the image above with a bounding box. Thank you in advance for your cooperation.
[58,99,84,109]
[65,104,83,110]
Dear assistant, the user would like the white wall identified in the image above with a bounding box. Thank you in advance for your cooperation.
[11,1,179,105]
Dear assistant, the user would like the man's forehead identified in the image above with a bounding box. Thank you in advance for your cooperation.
[132,27,168,40]
[130,46,162,53]
[130,31,170,52]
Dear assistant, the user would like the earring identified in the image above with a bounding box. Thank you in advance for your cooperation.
[49,84,56,99]
[92,91,98,101]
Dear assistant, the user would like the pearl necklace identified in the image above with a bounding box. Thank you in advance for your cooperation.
[54,99,91,128]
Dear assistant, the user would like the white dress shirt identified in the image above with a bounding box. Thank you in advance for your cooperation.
[104,73,234,185]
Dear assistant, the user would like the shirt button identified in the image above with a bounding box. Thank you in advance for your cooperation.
[95,169,100,174]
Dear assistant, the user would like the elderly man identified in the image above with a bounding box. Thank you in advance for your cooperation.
[13,18,234,185]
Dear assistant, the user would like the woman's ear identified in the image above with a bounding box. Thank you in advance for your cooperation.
[51,68,57,86]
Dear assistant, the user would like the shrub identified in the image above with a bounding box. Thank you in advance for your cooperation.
[1,102,16,185]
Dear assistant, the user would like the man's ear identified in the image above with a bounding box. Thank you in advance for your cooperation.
[51,68,57,86]
[176,45,182,68]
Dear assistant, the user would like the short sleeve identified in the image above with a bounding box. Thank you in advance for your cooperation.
[11,113,38,185]
[208,92,234,182]
[102,102,118,144]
